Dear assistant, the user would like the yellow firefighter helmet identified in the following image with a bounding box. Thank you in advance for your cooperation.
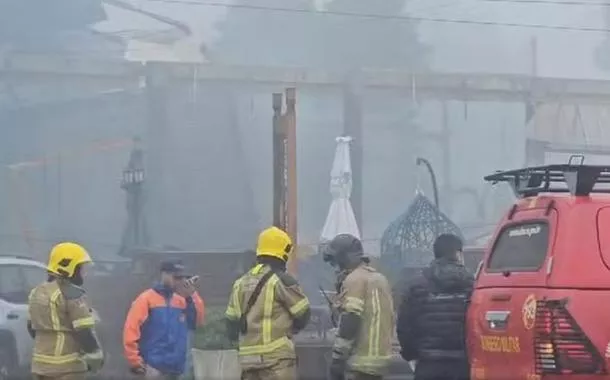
[47,242,92,277]
[256,226,293,262]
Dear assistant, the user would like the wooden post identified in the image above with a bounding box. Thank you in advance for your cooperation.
[272,92,285,228]
[525,36,539,127]
[145,63,169,245]
[271,89,298,275]
[285,88,298,275]
[525,138,547,166]
[57,153,62,214]
[228,90,259,229]
[440,101,453,217]
[530,36,538,78]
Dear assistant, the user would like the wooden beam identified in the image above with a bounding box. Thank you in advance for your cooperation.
[5,54,610,104]
[0,53,140,77]
[171,64,610,104]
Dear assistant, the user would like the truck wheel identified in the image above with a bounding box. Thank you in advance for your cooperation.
[0,348,11,380]
[0,333,16,380]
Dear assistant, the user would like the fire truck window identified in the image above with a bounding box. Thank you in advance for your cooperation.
[487,222,549,272]
[463,250,484,272]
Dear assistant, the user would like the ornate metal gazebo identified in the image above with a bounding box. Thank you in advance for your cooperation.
[380,157,463,269]
[380,193,463,267]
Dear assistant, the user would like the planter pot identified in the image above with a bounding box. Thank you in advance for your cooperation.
[192,348,240,379]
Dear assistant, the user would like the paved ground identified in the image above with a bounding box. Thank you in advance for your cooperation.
[92,344,416,379]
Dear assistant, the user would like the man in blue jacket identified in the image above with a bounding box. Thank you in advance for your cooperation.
[123,259,205,379]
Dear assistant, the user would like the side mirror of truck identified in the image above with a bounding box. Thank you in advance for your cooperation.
[475,260,484,280]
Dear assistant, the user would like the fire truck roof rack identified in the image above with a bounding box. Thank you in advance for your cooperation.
[484,155,610,198]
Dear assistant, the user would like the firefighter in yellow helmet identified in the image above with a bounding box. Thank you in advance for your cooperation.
[225,226,311,380]
[27,242,104,380]
[323,234,395,380]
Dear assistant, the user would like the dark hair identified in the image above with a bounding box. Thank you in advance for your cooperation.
[433,234,463,259]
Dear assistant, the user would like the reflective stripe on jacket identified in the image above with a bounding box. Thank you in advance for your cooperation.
[123,284,205,374]
[225,264,310,367]
[28,280,96,375]
[338,264,395,376]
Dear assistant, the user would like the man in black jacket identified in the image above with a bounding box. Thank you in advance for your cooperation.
[396,234,474,380]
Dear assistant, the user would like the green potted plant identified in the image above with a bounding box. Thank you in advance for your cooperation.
[192,307,240,379]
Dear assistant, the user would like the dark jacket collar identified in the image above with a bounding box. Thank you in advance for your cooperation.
[152,282,174,298]
[256,256,287,272]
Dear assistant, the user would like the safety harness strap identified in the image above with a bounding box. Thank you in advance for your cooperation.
[240,269,275,334]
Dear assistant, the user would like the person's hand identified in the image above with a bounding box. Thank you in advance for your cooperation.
[177,281,196,298]
[328,358,346,380]
[177,276,198,298]
[130,365,146,375]
[408,360,417,372]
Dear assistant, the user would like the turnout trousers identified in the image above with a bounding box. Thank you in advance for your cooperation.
[33,373,86,380]
[241,359,297,380]
[414,359,469,380]
[143,364,180,380]
[347,371,383,380]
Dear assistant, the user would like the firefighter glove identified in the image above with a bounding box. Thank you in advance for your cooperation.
[328,358,346,380]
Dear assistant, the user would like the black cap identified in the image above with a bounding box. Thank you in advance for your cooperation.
[160,259,189,278]
[328,234,363,256]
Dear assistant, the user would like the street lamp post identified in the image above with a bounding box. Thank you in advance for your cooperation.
[118,137,150,257]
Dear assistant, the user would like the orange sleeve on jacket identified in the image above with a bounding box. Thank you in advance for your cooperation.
[193,292,205,327]
[123,291,150,368]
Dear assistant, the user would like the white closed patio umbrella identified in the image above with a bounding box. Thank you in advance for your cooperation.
[320,136,361,246]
